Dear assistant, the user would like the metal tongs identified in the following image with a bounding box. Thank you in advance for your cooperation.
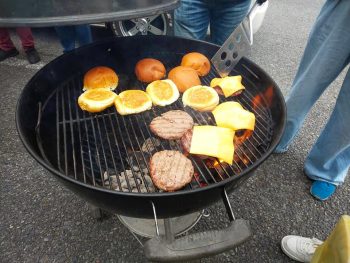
[211,0,268,77]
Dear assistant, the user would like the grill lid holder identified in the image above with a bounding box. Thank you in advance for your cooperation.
[0,0,179,27]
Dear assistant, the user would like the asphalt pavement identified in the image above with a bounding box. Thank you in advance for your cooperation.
[1,0,349,262]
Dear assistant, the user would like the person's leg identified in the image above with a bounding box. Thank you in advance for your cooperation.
[16,27,40,64]
[75,25,92,47]
[15,27,34,51]
[174,0,210,41]
[0,28,16,51]
[55,26,76,52]
[0,28,19,61]
[209,0,250,45]
[275,0,350,152]
[305,65,350,187]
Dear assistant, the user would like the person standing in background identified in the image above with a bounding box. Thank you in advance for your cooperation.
[174,0,251,45]
[55,25,92,53]
[275,0,350,201]
[0,27,40,64]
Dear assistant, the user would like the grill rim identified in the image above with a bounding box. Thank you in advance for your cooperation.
[16,35,286,198]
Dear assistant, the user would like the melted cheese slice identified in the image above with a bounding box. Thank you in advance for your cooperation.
[212,101,255,131]
[210,75,245,97]
[190,126,235,164]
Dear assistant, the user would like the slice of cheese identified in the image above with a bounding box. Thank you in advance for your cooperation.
[190,125,235,165]
[212,101,255,131]
[210,75,245,97]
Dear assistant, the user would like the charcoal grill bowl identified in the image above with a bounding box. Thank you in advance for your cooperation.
[16,35,286,219]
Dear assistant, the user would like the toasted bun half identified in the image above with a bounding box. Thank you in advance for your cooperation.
[168,66,201,93]
[78,88,117,113]
[83,66,119,91]
[181,52,210,76]
[135,58,166,83]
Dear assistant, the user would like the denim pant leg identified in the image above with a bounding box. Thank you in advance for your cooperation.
[174,0,210,41]
[275,0,350,152]
[305,66,350,185]
[55,26,76,52]
[209,0,250,45]
[75,25,92,47]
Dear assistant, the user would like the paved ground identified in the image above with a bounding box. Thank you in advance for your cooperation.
[1,0,349,262]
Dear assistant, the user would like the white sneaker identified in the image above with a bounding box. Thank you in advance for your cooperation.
[281,235,323,262]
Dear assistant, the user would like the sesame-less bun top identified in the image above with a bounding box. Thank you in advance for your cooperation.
[168,66,201,93]
[135,58,166,83]
[181,52,211,76]
[83,66,119,91]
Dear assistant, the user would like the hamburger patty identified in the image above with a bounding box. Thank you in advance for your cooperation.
[180,128,193,153]
[150,150,194,191]
[150,110,194,140]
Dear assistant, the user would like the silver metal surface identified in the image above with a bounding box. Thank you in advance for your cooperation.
[117,211,203,238]
[211,20,252,77]
[118,15,167,36]
[0,0,179,27]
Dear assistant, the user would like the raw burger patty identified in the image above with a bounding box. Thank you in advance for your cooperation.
[150,150,194,191]
[150,110,194,140]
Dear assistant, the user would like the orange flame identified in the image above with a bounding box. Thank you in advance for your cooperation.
[252,85,274,111]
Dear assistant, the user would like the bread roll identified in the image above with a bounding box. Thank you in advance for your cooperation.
[83,66,118,91]
[181,52,210,76]
[135,58,166,83]
[168,66,201,93]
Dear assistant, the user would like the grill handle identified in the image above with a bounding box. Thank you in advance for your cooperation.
[144,188,251,261]
[144,219,251,262]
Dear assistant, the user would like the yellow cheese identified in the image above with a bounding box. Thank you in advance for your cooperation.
[190,126,235,165]
[210,75,245,97]
[212,101,255,131]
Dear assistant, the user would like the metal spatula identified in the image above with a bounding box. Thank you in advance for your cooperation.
[211,1,267,77]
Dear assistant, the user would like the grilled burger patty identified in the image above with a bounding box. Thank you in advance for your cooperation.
[180,128,193,153]
[150,110,194,140]
[150,150,194,191]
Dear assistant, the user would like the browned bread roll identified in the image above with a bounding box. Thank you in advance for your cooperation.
[135,58,166,83]
[83,66,118,91]
[181,52,210,76]
[168,66,201,93]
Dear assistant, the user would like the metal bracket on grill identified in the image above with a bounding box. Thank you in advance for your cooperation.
[144,188,251,261]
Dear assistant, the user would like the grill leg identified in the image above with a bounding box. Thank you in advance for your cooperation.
[164,219,175,243]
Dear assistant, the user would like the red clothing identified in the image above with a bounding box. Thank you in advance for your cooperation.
[0,27,34,51]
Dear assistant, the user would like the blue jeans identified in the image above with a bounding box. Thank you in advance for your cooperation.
[55,25,92,53]
[174,0,251,45]
[275,0,350,185]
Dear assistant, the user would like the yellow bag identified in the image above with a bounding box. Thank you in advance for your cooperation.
[311,215,350,263]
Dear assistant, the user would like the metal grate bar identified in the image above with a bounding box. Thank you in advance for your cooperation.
[98,113,123,191]
[72,79,87,183]
[66,80,78,180]
[127,115,153,192]
[105,108,132,191]
[81,107,97,186]
[88,115,106,186]
[95,114,115,189]
[61,86,68,175]
[111,112,143,192]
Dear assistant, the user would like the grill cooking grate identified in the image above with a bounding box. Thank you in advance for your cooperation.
[38,54,273,194]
